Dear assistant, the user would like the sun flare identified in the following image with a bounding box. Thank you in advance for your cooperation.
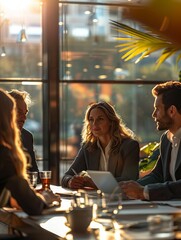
[0,0,32,14]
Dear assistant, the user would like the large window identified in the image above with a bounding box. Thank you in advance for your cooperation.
[59,3,176,81]
[0,0,43,169]
[59,2,175,167]
[0,0,179,182]
[0,0,42,78]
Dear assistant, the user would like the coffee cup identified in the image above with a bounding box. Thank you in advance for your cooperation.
[65,206,92,233]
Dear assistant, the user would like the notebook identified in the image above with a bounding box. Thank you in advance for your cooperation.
[87,170,122,194]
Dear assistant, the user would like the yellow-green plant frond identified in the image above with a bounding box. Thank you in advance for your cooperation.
[156,48,180,69]
[122,46,149,61]
[117,45,137,53]
[111,21,164,42]
[110,20,181,68]
[116,37,135,42]
[176,53,181,67]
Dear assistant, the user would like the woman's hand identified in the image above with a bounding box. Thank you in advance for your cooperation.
[40,190,61,206]
[83,176,97,189]
[68,176,85,189]
[10,197,22,210]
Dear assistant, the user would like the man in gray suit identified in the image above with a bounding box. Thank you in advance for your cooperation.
[8,89,39,173]
[121,81,181,200]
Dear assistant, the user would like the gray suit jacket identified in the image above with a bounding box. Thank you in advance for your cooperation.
[138,131,181,186]
[61,138,140,188]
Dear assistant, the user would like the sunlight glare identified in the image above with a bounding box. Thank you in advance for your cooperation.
[0,0,32,14]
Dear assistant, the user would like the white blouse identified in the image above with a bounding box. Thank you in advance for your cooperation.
[97,140,112,171]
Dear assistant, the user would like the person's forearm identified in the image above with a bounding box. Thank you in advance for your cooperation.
[61,175,72,188]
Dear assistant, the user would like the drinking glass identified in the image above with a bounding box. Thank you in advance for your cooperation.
[87,191,122,231]
[39,171,52,190]
[88,191,122,219]
[102,192,122,230]
[28,171,38,188]
[101,192,122,215]
[147,215,173,236]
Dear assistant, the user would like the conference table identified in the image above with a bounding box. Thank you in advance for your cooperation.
[1,185,181,240]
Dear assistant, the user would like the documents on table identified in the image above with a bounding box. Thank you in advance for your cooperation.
[50,185,77,197]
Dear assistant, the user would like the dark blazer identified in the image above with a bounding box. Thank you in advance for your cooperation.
[138,131,181,186]
[61,138,140,188]
[147,180,181,200]
[0,145,46,215]
[21,128,39,173]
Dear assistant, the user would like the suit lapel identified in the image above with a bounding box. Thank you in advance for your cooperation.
[163,142,172,180]
[88,149,101,170]
[108,152,119,176]
[175,141,181,172]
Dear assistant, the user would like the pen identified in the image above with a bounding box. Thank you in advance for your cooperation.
[72,168,78,175]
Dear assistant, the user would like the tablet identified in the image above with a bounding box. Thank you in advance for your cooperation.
[87,170,122,194]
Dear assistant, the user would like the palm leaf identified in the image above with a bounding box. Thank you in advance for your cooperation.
[176,54,181,68]
[110,20,181,68]
[156,48,179,69]
[111,20,161,42]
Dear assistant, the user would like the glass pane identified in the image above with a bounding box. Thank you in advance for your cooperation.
[59,3,178,81]
[0,0,42,78]
[59,83,162,161]
[59,2,174,178]
[59,0,134,3]
[0,83,43,162]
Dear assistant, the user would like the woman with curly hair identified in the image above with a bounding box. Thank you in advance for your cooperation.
[61,101,140,189]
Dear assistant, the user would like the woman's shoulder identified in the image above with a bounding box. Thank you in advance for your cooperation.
[122,137,139,145]
[119,138,139,151]
[81,142,99,153]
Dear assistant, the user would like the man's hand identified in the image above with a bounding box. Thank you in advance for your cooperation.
[120,180,145,200]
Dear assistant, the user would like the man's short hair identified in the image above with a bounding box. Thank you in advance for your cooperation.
[152,81,181,113]
[8,89,32,107]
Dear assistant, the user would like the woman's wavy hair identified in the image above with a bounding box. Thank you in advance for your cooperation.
[81,101,136,153]
[0,89,27,179]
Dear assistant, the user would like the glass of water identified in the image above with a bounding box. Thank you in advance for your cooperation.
[28,171,38,188]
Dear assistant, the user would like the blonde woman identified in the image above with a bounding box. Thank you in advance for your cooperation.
[0,88,59,215]
[62,101,140,189]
